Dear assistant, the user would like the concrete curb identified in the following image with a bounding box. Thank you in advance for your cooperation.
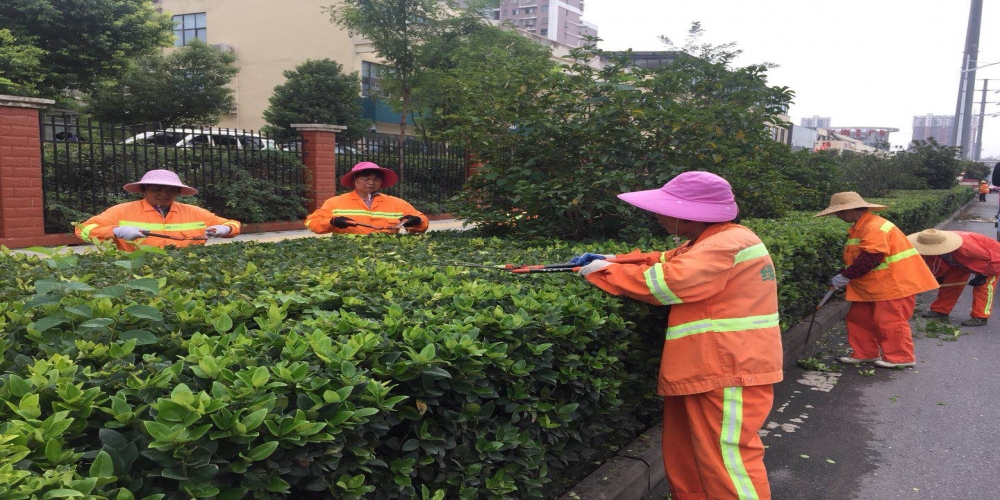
[558,301,851,500]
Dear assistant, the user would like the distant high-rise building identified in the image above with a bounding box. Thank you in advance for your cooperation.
[800,116,831,129]
[459,0,598,47]
[911,114,979,149]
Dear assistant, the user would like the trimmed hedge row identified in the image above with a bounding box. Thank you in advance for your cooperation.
[0,188,970,499]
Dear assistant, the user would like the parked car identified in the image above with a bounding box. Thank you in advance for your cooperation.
[124,128,278,150]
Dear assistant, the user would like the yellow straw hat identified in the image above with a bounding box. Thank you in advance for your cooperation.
[906,229,963,255]
[814,192,888,217]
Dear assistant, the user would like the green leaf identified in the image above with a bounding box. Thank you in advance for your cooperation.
[213,313,234,333]
[126,278,160,293]
[79,318,114,328]
[42,490,85,499]
[245,441,279,461]
[32,315,69,332]
[89,450,115,478]
[119,330,158,345]
[125,305,163,321]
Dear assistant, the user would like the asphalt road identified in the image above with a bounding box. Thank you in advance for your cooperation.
[646,193,1000,499]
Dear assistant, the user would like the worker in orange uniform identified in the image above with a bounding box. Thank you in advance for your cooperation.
[814,192,937,369]
[908,228,1000,327]
[305,162,428,235]
[571,171,782,500]
[75,169,240,251]
[978,180,990,202]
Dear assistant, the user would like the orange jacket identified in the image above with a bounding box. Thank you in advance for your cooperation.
[844,211,937,301]
[924,230,1000,277]
[584,223,783,396]
[980,184,990,194]
[75,200,241,251]
[304,191,428,235]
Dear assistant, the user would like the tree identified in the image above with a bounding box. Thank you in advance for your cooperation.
[87,40,239,127]
[408,17,557,142]
[262,59,368,141]
[0,28,44,96]
[326,0,452,184]
[0,0,173,100]
[447,29,795,239]
[896,138,961,189]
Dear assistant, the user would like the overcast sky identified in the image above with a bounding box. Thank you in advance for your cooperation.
[584,0,1000,159]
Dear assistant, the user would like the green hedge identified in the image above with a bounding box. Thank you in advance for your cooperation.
[0,188,970,499]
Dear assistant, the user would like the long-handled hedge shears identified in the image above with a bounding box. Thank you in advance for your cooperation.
[140,229,208,241]
[439,254,648,274]
[344,220,406,232]
[805,287,836,343]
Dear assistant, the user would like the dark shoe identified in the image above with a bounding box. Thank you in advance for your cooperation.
[921,310,949,319]
[875,360,916,369]
[961,317,988,327]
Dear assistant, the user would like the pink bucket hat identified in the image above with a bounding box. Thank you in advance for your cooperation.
[123,169,198,196]
[341,161,399,189]
[617,171,739,223]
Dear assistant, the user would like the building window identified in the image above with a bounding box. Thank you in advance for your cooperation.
[512,8,518,14]
[541,5,548,11]
[362,61,387,97]
[524,7,534,14]
[540,28,548,35]
[502,9,507,15]
[172,13,206,46]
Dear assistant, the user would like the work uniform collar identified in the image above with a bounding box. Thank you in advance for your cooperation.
[689,222,736,246]
[139,199,174,218]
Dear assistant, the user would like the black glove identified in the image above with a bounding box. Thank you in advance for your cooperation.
[969,274,989,287]
[332,217,354,229]
[399,215,422,227]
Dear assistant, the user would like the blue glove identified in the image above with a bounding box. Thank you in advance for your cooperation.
[570,253,612,266]
[112,226,146,241]
[206,225,231,237]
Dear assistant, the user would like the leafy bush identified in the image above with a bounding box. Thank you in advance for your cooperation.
[0,188,967,498]
[42,143,308,233]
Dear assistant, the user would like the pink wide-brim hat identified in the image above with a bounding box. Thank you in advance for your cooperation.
[123,169,198,196]
[341,161,399,189]
[617,171,739,223]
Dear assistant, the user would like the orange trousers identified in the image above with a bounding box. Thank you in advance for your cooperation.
[661,385,773,500]
[929,270,997,319]
[845,295,917,363]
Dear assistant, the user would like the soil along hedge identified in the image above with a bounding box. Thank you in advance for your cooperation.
[0,188,968,499]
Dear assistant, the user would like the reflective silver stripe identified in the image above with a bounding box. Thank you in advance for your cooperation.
[644,264,683,305]
[119,221,206,231]
[666,313,780,340]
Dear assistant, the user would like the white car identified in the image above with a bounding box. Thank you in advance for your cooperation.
[124,128,278,150]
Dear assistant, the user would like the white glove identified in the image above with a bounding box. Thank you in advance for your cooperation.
[112,226,146,241]
[578,260,615,277]
[831,273,850,289]
[205,225,231,238]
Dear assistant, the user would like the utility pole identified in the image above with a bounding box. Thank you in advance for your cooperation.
[953,0,984,159]
[976,79,988,161]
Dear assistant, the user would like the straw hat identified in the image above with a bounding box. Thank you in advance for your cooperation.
[341,161,399,189]
[814,192,888,217]
[123,169,197,196]
[907,229,963,255]
[617,171,739,223]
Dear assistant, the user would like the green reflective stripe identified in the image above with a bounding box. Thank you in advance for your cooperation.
[331,209,404,219]
[734,243,769,265]
[644,264,682,305]
[659,252,668,263]
[983,276,996,315]
[720,387,758,500]
[845,238,861,245]
[79,223,100,243]
[666,313,779,340]
[119,221,206,231]
[871,247,920,271]
[225,221,241,229]
[879,221,895,232]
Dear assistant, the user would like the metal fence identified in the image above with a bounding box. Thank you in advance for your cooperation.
[335,133,468,212]
[39,115,307,234]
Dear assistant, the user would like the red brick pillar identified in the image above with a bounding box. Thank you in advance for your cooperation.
[292,123,346,212]
[0,95,57,248]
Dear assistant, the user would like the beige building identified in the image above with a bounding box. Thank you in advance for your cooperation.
[155,0,392,132]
